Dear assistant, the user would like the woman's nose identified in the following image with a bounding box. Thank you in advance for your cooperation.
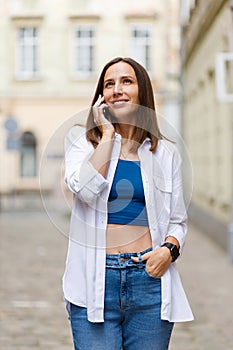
[113,82,123,94]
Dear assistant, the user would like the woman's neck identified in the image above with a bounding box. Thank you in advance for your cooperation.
[115,123,135,141]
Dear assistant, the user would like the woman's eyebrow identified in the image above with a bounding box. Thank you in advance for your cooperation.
[104,75,135,82]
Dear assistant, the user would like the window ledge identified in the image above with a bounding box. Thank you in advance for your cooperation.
[14,74,43,82]
[70,73,96,81]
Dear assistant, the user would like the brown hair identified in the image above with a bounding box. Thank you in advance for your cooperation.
[86,57,164,152]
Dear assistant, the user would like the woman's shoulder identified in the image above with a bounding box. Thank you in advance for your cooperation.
[67,125,86,140]
[65,125,89,145]
[157,139,180,158]
[154,140,182,174]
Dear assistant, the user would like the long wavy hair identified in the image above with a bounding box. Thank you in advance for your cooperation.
[86,57,164,152]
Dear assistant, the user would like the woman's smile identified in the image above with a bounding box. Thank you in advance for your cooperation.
[110,99,129,108]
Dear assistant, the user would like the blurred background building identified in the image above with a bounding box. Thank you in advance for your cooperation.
[180,0,233,250]
[0,0,181,208]
[1,0,233,254]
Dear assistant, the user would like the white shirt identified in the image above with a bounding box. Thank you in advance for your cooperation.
[63,125,194,323]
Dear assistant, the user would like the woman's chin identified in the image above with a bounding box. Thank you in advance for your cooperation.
[110,108,138,123]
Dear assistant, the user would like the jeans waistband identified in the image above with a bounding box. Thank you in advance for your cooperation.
[106,247,152,268]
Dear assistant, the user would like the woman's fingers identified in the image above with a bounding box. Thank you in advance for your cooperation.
[93,105,108,126]
[93,94,104,107]
[131,251,153,263]
[131,248,171,277]
[93,95,114,133]
[93,95,107,123]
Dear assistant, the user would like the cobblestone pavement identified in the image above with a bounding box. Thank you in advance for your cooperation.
[0,209,233,349]
[170,221,233,350]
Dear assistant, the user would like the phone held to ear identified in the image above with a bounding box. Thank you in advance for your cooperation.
[103,106,112,122]
[95,95,112,123]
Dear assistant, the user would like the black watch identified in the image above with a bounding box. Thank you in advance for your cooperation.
[161,242,180,262]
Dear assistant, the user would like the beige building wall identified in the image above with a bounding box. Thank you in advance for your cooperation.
[0,0,181,204]
[181,0,233,248]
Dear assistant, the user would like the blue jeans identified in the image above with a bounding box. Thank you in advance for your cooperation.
[68,248,174,350]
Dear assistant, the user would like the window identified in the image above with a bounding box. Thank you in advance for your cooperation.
[74,25,95,77]
[130,24,152,71]
[20,132,37,177]
[216,52,233,102]
[17,27,39,79]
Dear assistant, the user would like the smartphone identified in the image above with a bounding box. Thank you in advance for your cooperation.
[103,106,113,122]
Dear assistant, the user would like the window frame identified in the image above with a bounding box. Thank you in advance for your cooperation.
[216,52,233,103]
[129,23,153,72]
[73,24,96,79]
[15,26,40,80]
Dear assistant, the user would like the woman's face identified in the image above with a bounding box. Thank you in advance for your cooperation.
[103,61,139,121]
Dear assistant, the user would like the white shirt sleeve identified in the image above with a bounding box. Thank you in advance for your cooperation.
[64,126,109,205]
[165,147,188,253]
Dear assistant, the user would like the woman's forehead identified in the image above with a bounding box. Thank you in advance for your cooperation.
[104,61,136,80]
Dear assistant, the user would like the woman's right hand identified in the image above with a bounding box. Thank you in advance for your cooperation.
[93,95,115,135]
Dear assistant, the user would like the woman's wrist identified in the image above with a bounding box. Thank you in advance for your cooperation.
[165,236,180,249]
[101,130,115,141]
[162,236,180,262]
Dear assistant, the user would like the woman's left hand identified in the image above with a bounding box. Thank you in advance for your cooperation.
[131,247,172,277]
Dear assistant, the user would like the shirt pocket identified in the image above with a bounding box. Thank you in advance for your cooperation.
[153,176,172,224]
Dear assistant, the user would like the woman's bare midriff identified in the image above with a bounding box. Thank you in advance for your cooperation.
[106,224,152,254]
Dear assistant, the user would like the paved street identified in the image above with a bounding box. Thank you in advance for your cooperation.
[0,206,233,349]
[170,222,233,350]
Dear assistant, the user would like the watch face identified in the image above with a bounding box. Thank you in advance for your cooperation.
[172,245,179,259]
[161,243,180,261]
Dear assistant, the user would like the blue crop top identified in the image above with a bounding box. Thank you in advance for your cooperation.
[107,159,149,226]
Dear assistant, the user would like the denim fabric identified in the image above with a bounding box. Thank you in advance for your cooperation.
[68,248,174,350]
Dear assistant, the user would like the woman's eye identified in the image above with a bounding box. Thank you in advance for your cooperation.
[105,81,114,88]
[123,79,132,84]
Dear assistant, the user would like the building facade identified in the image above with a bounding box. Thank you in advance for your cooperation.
[180,0,233,249]
[0,0,181,208]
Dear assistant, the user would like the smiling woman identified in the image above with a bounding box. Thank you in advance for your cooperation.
[63,57,193,350]
[103,63,139,122]
[86,57,162,151]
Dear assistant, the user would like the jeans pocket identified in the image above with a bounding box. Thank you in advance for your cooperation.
[144,266,160,280]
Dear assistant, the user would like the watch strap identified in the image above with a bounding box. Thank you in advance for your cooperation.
[161,242,180,262]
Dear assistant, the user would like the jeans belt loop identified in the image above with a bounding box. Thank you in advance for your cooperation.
[137,252,142,264]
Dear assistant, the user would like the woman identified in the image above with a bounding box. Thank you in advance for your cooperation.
[63,57,193,350]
